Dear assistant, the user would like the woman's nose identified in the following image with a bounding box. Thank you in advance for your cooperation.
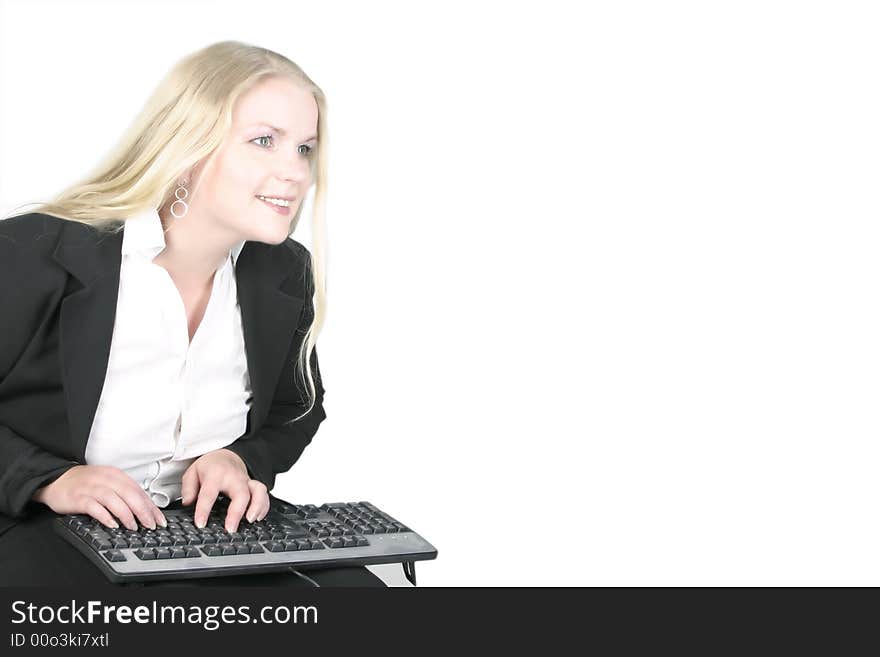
[279,152,313,182]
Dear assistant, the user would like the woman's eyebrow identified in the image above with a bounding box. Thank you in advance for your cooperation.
[251,123,317,141]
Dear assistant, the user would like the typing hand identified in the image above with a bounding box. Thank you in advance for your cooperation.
[180,448,270,533]
[31,465,167,531]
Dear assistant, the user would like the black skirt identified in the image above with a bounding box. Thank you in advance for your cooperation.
[0,501,387,588]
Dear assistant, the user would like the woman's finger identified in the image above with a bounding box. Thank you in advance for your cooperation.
[152,501,168,528]
[194,481,221,529]
[245,479,268,522]
[180,465,199,507]
[135,486,168,528]
[108,468,160,529]
[84,498,119,530]
[260,490,271,521]
[116,484,159,530]
[223,481,251,533]
[96,489,138,531]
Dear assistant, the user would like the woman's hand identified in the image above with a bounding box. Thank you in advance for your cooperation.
[31,465,167,530]
[180,449,270,533]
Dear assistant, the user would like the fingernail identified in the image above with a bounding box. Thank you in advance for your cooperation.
[109,521,118,529]
[246,514,254,523]
[160,516,167,527]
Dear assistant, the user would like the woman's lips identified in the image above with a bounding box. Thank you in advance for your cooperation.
[256,196,292,216]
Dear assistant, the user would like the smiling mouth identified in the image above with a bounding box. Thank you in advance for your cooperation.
[256,196,293,215]
[256,195,294,205]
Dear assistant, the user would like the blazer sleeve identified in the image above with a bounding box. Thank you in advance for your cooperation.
[0,230,79,518]
[224,247,327,490]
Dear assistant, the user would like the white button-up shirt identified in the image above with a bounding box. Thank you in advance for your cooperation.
[84,208,253,507]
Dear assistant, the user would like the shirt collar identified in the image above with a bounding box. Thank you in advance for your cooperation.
[121,208,246,267]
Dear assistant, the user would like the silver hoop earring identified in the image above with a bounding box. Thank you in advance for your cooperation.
[170,180,189,219]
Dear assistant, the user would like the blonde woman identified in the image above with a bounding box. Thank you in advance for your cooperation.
[0,41,384,587]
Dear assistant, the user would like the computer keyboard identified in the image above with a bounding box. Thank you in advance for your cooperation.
[53,494,437,585]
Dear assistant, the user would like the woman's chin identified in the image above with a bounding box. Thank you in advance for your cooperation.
[250,225,291,246]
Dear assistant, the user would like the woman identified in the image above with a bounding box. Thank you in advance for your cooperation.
[0,41,384,587]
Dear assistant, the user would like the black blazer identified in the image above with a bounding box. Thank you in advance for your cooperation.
[0,212,326,536]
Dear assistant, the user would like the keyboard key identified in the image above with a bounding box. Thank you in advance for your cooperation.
[355,537,369,547]
[249,544,264,554]
[170,547,187,559]
[202,546,222,557]
[134,548,156,560]
[265,541,284,553]
[221,545,237,556]
[91,538,113,551]
[155,548,172,560]
[185,547,201,558]
[103,550,126,562]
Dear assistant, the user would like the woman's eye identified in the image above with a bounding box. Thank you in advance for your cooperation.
[252,136,314,157]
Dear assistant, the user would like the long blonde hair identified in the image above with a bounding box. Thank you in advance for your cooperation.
[2,40,328,424]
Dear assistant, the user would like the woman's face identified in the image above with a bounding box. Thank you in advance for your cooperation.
[190,75,319,245]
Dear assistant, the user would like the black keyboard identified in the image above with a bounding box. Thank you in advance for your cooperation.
[53,495,437,584]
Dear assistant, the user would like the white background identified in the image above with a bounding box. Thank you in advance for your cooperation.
[2,0,879,586]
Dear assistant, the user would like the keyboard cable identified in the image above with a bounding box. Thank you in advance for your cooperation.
[289,567,321,587]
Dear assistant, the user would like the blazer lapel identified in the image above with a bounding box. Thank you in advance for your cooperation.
[233,237,305,438]
[50,220,304,463]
